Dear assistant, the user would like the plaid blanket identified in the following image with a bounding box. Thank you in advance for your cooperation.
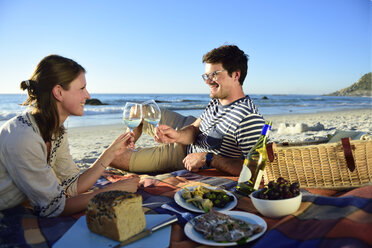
[1,169,372,248]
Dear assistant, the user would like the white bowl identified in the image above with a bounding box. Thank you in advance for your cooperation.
[250,190,302,218]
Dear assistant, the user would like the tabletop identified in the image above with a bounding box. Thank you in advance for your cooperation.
[1,168,371,248]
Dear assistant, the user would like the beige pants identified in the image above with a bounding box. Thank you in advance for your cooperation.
[129,109,197,173]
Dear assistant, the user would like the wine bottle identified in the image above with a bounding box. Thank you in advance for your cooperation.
[236,120,272,195]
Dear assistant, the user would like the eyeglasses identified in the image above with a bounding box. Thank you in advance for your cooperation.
[201,70,226,82]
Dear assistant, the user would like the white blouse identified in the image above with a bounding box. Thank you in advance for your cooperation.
[0,112,80,217]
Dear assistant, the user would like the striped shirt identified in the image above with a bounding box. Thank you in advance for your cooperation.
[187,96,265,159]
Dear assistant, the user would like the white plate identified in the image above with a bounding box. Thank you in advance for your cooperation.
[184,210,267,246]
[174,186,237,213]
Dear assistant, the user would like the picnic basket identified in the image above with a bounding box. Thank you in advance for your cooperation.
[264,138,372,189]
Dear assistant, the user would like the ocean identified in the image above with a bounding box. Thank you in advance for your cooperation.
[0,93,371,128]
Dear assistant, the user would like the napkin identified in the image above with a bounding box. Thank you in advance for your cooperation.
[53,214,173,248]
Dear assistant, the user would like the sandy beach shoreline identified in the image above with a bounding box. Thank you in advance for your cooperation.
[67,108,372,169]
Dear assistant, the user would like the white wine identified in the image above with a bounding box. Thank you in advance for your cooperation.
[124,119,142,130]
[236,120,272,195]
[144,118,160,127]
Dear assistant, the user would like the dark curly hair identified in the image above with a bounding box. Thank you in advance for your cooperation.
[202,45,248,85]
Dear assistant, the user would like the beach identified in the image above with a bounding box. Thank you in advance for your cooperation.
[67,108,372,169]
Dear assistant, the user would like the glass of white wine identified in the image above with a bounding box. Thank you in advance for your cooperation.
[142,99,161,127]
[123,102,143,132]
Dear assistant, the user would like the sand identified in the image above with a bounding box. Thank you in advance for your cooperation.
[67,108,372,169]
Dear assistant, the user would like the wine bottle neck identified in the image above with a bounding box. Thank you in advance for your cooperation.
[247,124,270,154]
[261,123,272,136]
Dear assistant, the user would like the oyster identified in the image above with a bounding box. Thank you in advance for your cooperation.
[192,209,264,242]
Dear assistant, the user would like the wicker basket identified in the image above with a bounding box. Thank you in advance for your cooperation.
[264,138,372,189]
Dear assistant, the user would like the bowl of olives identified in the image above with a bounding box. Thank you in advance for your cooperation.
[250,177,302,218]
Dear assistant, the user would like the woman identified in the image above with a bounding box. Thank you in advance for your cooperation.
[0,55,139,217]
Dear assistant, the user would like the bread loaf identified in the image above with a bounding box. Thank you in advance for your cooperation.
[86,190,146,241]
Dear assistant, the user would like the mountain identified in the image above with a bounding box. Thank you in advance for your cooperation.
[326,72,372,96]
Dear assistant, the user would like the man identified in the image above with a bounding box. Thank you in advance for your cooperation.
[111,45,265,176]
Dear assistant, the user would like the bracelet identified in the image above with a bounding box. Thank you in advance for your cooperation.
[98,161,107,169]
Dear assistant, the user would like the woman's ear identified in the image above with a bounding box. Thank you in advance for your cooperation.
[52,84,63,102]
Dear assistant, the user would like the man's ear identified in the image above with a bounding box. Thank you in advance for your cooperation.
[52,84,63,102]
[234,71,241,81]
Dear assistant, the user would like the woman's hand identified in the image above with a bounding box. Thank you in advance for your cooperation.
[62,176,140,216]
[106,132,135,158]
[104,176,140,193]
[154,125,180,144]
[77,133,135,195]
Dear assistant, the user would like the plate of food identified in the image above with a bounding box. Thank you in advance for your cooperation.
[184,210,267,246]
[174,185,237,213]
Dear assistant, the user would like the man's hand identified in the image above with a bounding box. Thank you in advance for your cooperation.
[154,124,180,144]
[155,119,201,145]
[183,152,207,172]
[183,153,245,176]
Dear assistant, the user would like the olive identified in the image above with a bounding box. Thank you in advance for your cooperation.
[208,193,216,200]
[203,192,211,199]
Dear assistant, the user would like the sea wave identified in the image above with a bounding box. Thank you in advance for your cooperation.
[155,99,205,103]
[0,111,20,121]
[82,103,207,116]
[0,103,208,121]
[1,94,371,125]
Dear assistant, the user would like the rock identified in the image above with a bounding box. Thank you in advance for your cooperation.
[262,96,269,100]
[86,98,106,105]
[326,72,371,96]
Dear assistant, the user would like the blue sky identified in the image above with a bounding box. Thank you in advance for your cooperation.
[0,0,370,95]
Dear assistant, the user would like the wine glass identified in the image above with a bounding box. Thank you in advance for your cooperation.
[142,99,161,127]
[123,102,143,132]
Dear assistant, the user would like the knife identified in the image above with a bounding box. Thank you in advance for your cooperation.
[114,215,178,247]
